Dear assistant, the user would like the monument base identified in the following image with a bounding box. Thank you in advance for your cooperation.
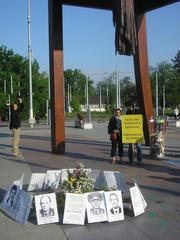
[82,123,93,129]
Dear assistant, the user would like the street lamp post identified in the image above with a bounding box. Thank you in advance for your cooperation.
[163,84,165,116]
[155,72,159,117]
[116,66,119,107]
[27,0,34,127]
[4,80,6,94]
[86,75,91,122]
[99,85,102,111]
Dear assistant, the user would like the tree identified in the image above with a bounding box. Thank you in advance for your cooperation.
[150,60,180,107]
[64,69,95,111]
[120,77,137,106]
[0,45,48,119]
[172,50,180,74]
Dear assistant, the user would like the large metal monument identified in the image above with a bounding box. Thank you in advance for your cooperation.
[48,0,178,154]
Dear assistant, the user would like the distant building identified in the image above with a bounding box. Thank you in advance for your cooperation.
[81,96,106,112]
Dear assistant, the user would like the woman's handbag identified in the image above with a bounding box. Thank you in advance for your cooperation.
[110,133,117,141]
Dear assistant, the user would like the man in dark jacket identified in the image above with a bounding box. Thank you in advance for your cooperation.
[108,108,123,164]
[10,98,23,157]
[126,104,142,165]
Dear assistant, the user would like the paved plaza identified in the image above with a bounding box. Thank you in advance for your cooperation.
[0,121,180,240]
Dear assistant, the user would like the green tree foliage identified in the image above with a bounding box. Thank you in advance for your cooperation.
[96,73,137,111]
[120,76,137,106]
[64,69,95,111]
[150,53,180,107]
[172,50,180,74]
[0,45,48,120]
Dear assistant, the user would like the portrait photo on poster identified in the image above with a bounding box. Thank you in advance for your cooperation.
[43,170,61,190]
[27,173,46,191]
[86,191,107,223]
[104,190,124,222]
[35,193,59,225]
[5,185,18,206]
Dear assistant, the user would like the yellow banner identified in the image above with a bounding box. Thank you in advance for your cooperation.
[121,114,143,143]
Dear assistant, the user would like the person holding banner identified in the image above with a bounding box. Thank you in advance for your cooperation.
[126,104,142,165]
[108,108,123,164]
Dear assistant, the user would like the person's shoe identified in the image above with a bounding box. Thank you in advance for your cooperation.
[12,153,22,157]
[12,153,18,157]
[136,162,142,166]
[118,160,124,164]
[128,162,135,166]
[118,157,124,164]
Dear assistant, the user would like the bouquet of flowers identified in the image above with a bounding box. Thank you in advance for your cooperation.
[61,162,94,194]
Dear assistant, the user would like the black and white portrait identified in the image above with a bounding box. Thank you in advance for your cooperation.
[39,195,55,218]
[86,191,107,223]
[88,192,105,215]
[104,191,124,222]
[109,193,121,215]
[43,170,61,190]
[27,173,46,191]
[35,193,59,225]
[6,185,17,206]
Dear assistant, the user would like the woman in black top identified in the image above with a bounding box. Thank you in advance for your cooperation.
[108,108,123,164]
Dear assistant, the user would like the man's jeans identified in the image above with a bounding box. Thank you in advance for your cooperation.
[128,143,142,164]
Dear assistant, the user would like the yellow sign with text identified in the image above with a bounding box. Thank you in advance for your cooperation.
[121,114,143,143]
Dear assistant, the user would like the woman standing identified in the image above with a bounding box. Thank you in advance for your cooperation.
[108,108,123,164]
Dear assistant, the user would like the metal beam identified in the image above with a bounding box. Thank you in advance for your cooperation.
[62,0,179,13]
[135,0,179,14]
[133,14,154,146]
[62,0,112,10]
[49,0,65,154]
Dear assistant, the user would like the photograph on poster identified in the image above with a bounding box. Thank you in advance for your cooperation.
[35,193,59,225]
[43,170,61,190]
[114,172,129,197]
[6,185,18,206]
[104,191,124,222]
[0,185,32,224]
[13,173,24,189]
[63,193,86,225]
[27,173,46,191]
[61,169,76,183]
[89,170,107,190]
[130,185,145,217]
[86,191,107,223]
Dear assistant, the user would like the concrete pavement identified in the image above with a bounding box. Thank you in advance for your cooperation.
[0,121,180,240]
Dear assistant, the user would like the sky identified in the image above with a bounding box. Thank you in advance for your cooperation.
[0,0,179,82]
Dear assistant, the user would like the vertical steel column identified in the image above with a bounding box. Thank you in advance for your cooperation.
[48,0,65,153]
[134,14,154,146]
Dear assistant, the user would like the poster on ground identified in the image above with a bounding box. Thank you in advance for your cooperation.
[63,193,86,225]
[133,181,147,210]
[104,191,124,222]
[13,173,24,189]
[0,185,32,224]
[121,114,143,143]
[43,170,61,190]
[27,173,46,191]
[130,185,145,217]
[86,191,107,223]
[35,193,59,225]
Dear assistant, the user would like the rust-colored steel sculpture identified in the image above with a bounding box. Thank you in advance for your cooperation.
[49,0,65,153]
[49,0,178,153]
